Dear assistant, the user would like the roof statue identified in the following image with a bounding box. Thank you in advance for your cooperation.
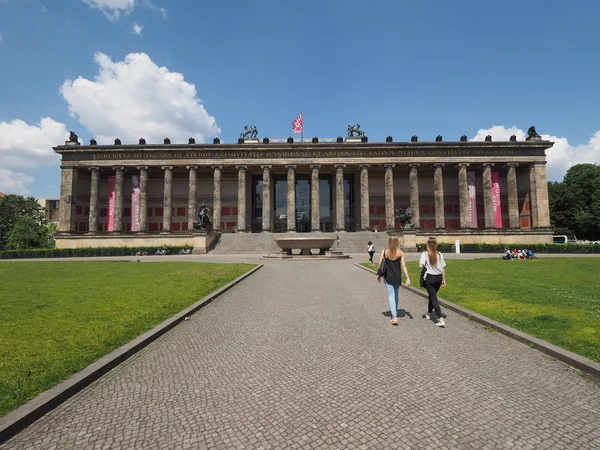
[347,124,365,137]
[526,126,541,141]
[68,131,79,143]
[240,125,258,139]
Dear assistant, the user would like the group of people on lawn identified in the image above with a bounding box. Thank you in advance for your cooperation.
[503,248,535,260]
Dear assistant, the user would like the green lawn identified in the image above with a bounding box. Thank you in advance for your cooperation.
[0,261,255,416]
[363,258,600,364]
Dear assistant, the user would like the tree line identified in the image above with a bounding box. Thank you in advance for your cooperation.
[0,195,56,251]
[548,163,600,241]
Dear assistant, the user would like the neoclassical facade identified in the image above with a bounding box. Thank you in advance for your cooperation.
[54,135,553,250]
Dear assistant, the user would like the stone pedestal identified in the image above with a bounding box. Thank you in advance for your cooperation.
[242,138,259,144]
[345,137,363,143]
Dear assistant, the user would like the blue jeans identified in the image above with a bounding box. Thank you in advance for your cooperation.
[384,281,400,318]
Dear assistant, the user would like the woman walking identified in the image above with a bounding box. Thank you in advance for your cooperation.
[367,240,375,263]
[376,236,411,325]
[419,236,447,327]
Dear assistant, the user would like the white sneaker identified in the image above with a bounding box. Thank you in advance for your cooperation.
[436,319,446,327]
[425,313,431,320]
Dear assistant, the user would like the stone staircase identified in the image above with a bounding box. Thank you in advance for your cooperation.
[210,231,397,254]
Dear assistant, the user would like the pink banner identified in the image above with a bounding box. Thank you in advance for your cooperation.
[492,172,502,228]
[131,175,140,231]
[107,176,116,232]
[467,171,477,228]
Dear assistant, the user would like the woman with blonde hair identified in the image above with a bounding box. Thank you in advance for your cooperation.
[419,237,447,327]
[376,236,411,325]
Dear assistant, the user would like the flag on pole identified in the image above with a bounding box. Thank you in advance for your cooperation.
[291,113,303,134]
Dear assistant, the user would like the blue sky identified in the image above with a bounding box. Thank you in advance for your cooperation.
[1,0,599,197]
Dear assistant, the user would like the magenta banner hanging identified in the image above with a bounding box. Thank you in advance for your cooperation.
[131,175,140,231]
[107,176,116,231]
[492,172,502,228]
[467,171,477,228]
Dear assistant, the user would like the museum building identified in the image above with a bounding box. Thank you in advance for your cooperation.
[54,132,553,252]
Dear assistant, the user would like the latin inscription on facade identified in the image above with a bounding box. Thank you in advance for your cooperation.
[81,147,521,161]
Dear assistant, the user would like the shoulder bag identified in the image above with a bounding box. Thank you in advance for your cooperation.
[420,252,428,287]
[377,253,388,278]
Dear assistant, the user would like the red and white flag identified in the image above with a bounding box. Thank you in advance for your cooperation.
[291,113,303,134]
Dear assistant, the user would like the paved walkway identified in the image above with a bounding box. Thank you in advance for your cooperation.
[3,257,600,449]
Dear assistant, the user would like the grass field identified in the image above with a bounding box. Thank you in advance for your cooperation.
[0,261,255,416]
[363,258,600,364]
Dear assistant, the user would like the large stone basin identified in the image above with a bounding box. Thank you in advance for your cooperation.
[274,237,336,255]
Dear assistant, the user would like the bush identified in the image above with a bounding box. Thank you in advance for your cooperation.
[415,243,600,254]
[0,245,193,260]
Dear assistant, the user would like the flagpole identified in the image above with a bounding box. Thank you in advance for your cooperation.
[301,110,303,142]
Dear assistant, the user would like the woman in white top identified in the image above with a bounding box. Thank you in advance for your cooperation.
[419,236,447,327]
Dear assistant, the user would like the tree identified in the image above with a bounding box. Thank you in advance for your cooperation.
[5,215,55,250]
[0,195,48,250]
[548,164,600,241]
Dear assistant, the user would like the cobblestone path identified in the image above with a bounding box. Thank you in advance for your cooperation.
[3,260,600,449]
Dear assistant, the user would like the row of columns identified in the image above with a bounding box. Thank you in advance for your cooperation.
[66,162,549,234]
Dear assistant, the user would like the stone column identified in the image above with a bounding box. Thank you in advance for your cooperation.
[286,165,296,232]
[58,167,79,233]
[534,163,551,228]
[384,164,395,230]
[409,164,420,228]
[529,164,538,228]
[113,166,125,232]
[482,163,494,228]
[261,165,271,232]
[88,167,100,233]
[162,166,173,232]
[359,164,370,231]
[187,165,198,232]
[457,163,470,229]
[506,163,519,229]
[236,165,247,232]
[138,166,148,232]
[335,164,346,231]
[212,166,222,232]
[433,164,445,229]
[310,165,321,232]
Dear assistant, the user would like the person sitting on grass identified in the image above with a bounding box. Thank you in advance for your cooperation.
[502,249,513,260]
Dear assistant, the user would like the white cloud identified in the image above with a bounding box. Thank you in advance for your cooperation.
[82,0,136,19]
[0,118,68,194]
[159,6,167,19]
[60,52,220,145]
[0,32,3,42]
[132,22,143,35]
[471,125,600,182]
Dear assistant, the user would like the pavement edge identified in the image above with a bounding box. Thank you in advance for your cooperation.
[0,264,263,445]
[356,263,600,379]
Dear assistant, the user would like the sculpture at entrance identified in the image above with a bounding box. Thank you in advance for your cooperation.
[395,207,414,228]
[347,124,365,137]
[193,201,212,232]
[240,125,258,139]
